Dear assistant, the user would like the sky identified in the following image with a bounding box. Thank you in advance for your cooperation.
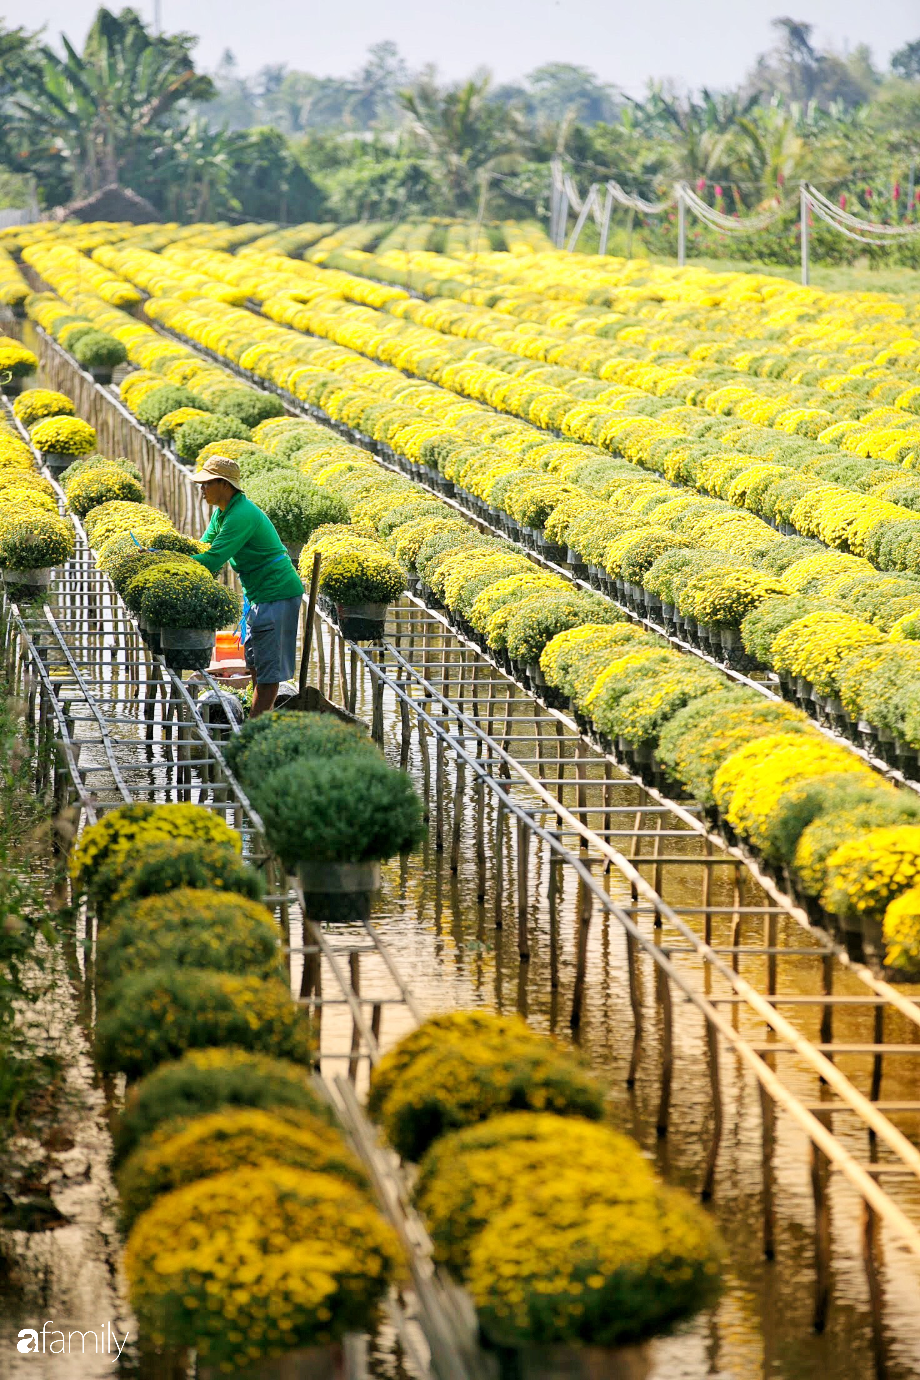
[2,0,917,93]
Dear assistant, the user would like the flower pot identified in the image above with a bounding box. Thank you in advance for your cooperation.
[336,600,388,641]
[284,541,303,565]
[298,860,381,925]
[136,615,162,654]
[40,450,72,477]
[513,1342,651,1380]
[0,375,25,396]
[528,662,547,688]
[160,625,215,672]
[160,625,216,652]
[1,565,52,592]
[199,1343,343,1380]
[89,366,114,385]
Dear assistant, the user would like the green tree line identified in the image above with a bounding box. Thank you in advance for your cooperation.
[0,6,918,251]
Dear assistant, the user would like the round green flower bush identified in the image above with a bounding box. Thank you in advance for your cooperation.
[232,448,290,480]
[415,1113,654,1273]
[136,384,208,429]
[124,1166,402,1367]
[468,1175,722,1349]
[97,837,263,916]
[95,968,313,1080]
[112,1048,330,1167]
[505,592,623,666]
[30,415,97,457]
[97,888,282,990]
[71,330,128,371]
[12,389,74,427]
[124,558,241,629]
[174,413,252,462]
[370,1013,605,1162]
[64,464,145,518]
[246,471,348,545]
[255,755,426,871]
[211,387,285,428]
[116,1106,368,1232]
[223,709,374,784]
[0,508,75,570]
[69,800,241,902]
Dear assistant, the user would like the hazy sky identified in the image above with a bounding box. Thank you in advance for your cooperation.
[3,0,917,93]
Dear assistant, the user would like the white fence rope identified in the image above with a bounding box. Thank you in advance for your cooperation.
[549,164,920,282]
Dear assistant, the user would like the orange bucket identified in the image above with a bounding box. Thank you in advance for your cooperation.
[214,631,244,662]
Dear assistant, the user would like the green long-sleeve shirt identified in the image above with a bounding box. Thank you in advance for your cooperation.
[191,492,304,603]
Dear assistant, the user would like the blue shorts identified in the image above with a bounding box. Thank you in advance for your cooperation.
[243,595,301,684]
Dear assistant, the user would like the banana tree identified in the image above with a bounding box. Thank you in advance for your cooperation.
[10,6,213,199]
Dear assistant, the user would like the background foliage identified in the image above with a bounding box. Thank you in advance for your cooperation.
[0,9,917,258]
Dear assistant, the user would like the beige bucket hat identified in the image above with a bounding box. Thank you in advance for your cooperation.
[189,455,244,490]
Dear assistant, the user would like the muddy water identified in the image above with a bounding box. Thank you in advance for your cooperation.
[305,653,920,1380]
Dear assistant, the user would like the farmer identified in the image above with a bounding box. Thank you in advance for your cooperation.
[189,454,303,719]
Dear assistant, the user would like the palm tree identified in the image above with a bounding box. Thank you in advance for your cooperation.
[399,75,526,213]
[11,6,213,198]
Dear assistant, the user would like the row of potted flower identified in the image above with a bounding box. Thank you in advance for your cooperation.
[27,289,129,382]
[0,246,30,315]
[366,1010,722,1377]
[264,432,920,974]
[75,482,241,670]
[252,277,920,576]
[314,237,920,453]
[34,260,920,971]
[126,286,920,768]
[69,799,403,1378]
[20,287,283,466]
[0,387,79,589]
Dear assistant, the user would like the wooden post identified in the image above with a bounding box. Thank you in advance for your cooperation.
[626,928,643,1087]
[811,1140,831,1332]
[656,962,673,1136]
[494,800,505,928]
[570,864,592,1031]
[475,779,487,901]
[701,1020,722,1201]
[759,1082,776,1260]
[516,815,530,960]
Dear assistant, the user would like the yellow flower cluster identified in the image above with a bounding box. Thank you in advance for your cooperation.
[22,241,142,308]
[0,247,29,308]
[123,1165,402,1366]
[882,887,920,974]
[30,414,97,457]
[115,1106,369,1232]
[0,335,38,380]
[302,523,405,605]
[13,388,75,427]
[69,801,240,896]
